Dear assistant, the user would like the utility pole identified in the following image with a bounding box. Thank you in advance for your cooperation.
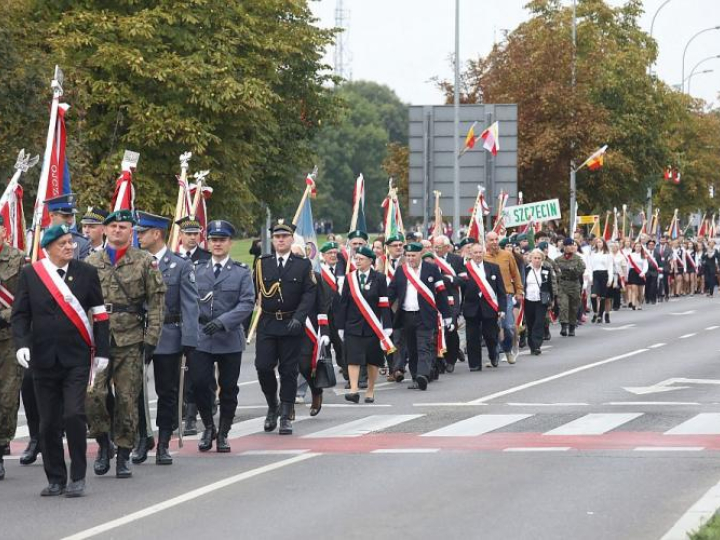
[453,0,461,241]
[569,0,577,233]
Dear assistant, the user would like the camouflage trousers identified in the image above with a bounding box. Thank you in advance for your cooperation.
[0,341,23,446]
[86,343,143,449]
[558,285,582,325]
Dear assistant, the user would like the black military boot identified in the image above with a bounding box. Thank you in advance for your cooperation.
[131,435,155,464]
[216,417,233,453]
[263,395,279,433]
[279,402,293,435]
[568,325,576,337]
[19,437,40,465]
[183,404,198,436]
[93,433,114,476]
[560,323,568,337]
[198,413,216,452]
[0,446,6,480]
[155,430,173,465]
[519,331,527,349]
[116,447,132,478]
[544,325,552,341]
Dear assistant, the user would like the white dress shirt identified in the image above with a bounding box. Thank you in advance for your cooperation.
[525,264,543,302]
[152,245,168,262]
[402,266,421,311]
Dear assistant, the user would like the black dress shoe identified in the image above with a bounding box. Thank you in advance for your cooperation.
[393,370,405,383]
[216,418,232,453]
[93,433,114,476]
[264,401,279,432]
[445,363,455,373]
[469,366,482,372]
[41,483,65,497]
[416,375,428,391]
[198,422,216,452]
[364,396,375,403]
[279,403,293,435]
[65,479,86,498]
[344,392,360,404]
[458,350,466,362]
[20,437,40,465]
[490,356,499,368]
[310,394,323,417]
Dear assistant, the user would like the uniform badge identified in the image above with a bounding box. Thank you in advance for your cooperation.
[170,262,177,269]
[364,283,371,290]
[428,276,434,282]
[189,271,196,283]
[67,276,73,282]
[491,275,496,280]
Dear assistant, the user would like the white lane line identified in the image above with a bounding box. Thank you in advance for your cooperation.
[333,382,397,396]
[707,326,720,331]
[679,333,697,339]
[504,447,571,452]
[60,453,319,540]
[321,403,392,408]
[413,402,488,407]
[303,414,424,438]
[648,342,666,349]
[422,414,532,437]
[240,450,309,456]
[371,448,440,454]
[544,413,642,436]
[506,402,588,407]
[665,413,720,435]
[634,447,704,452]
[605,401,700,406]
[467,348,649,404]
[660,476,720,540]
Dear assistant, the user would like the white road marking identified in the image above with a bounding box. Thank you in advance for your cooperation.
[14,425,29,439]
[504,447,571,452]
[605,401,701,406]
[303,414,424,438]
[506,402,588,407]
[670,310,696,315]
[60,453,319,540]
[648,342,666,349]
[183,416,311,441]
[240,450,309,456]
[321,403,392,408]
[413,402,488,407]
[371,448,440,454]
[634,447,704,452]
[665,413,720,435]
[660,476,720,540]
[467,348,649,404]
[706,325,720,331]
[600,324,635,332]
[544,413,642,436]
[333,382,397,396]
[422,414,532,437]
[679,333,697,339]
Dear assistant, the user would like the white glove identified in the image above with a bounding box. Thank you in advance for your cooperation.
[446,323,456,333]
[383,328,393,338]
[16,348,30,369]
[607,280,613,288]
[93,356,109,373]
[318,335,330,348]
[338,330,345,341]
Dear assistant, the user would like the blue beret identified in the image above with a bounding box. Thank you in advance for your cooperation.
[46,193,78,215]
[41,224,72,249]
[563,237,575,246]
[134,211,170,231]
[207,219,236,238]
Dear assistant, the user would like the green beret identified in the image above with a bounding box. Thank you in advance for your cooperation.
[320,241,339,253]
[517,233,528,242]
[348,230,369,241]
[41,224,71,249]
[537,241,549,251]
[422,252,435,260]
[499,238,509,248]
[385,233,405,245]
[458,237,477,248]
[404,242,423,253]
[355,245,376,260]
[104,209,136,225]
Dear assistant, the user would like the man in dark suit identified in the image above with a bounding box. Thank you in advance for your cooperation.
[12,225,110,497]
[318,241,345,378]
[654,235,672,302]
[254,220,316,435]
[388,242,451,391]
[460,240,507,370]
[433,235,465,373]
[176,216,211,263]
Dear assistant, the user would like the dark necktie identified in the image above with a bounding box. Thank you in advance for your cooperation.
[186,251,192,259]
[214,263,222,278]
[57,269,66,280]
[359,273,366,287]
[330,266,335,276]
[278,257,284,272]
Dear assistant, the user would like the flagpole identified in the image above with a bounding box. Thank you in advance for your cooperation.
[569,0,577,235]
[452,0,461,242]
[169,152,192,251]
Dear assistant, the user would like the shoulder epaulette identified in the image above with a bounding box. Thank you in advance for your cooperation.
[234,261,248,268]
[259,254,273,259]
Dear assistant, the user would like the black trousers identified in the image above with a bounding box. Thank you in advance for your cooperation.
[401,311,436,379]
[444,325,460,365]
[645,274,658,303]
[466,315,499,369]
[659,273,670,299]
[255,333,302,404]
[525,300,547,352]
[33,362,89,485]
[189,350,242,421]
[21,370,39,439]
[137,353,181,433]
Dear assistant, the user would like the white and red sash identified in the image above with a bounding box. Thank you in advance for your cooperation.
[465,261,499,313]
[0,284,14,310]
[347,271,395,353]
[642,247,660,272]
[626,254,645,279]
[304,314,329,371]
[686,251,698,272]
[403,264,446,356]
[435,256,458,306]
[320,265,338,293]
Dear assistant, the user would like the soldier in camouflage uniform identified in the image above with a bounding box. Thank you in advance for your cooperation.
[0,217,27,480]
[85,210,166,479]
[555,238,586,337]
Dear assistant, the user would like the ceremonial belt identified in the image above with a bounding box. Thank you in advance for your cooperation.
[105,302,144,314]
[320,266,338,293]
[626,254,645,279]
[0,284,14,310]
[403,264,445,356]
[164,313,182,324]
[465,261,499,312]
[261,308,295,321]
[347,270,396,354]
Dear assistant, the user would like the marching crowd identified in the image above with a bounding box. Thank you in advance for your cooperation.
[0,192,716,499]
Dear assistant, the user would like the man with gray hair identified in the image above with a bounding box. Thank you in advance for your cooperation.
[432,235,464,372]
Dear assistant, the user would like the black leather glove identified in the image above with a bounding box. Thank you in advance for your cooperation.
[286,318,303,335]
[182,346,195,357]
[203,320,224,336]
[143,344,156,365]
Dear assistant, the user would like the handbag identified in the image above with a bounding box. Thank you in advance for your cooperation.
[540,291,552,305]
[312,350,337,389]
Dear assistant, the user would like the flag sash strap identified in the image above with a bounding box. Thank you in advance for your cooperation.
[304,318,320,370]
[403,265,445,356]
[33,259,93,348]
[674,250,686,271]
[435,256,456,277]
[0,284,14,310]
[643,248,660,272]
[626,254,645,278]
[686,252,698,271]
[320,266,338,293]
[465,262,499,312]
[347,271,396,354]
[515,298,525,327]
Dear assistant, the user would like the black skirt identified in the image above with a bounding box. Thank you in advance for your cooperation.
[345,334,385,367]
[591,270,609,296]
[627,268,645,285]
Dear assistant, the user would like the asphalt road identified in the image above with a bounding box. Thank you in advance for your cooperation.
[4,295,720,540]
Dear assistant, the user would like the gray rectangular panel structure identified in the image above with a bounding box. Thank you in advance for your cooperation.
[408,104,518,229]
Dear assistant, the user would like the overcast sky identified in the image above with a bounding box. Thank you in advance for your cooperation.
[310,0,720,107]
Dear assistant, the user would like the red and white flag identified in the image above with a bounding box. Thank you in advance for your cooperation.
[480,121,500,156]
[186,184,213,249]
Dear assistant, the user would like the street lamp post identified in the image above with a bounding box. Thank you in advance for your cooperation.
[682,26,720,92]
[649,0,675,76]
[452,0,460,241]
[687,55,720,94]
[569,0,577,233]
[688,69,715,95]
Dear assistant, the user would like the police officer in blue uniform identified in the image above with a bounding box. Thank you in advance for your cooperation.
[190,220,255,453]
[133,211,199,464]
[254,221,316,435]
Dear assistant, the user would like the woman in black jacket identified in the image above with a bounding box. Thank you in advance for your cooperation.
[523,249,554,355]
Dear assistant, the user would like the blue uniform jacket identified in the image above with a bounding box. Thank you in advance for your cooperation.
[155,250,199,355]
[196,257,255,354]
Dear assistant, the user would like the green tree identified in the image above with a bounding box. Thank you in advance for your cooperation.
[312,80,407,233]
